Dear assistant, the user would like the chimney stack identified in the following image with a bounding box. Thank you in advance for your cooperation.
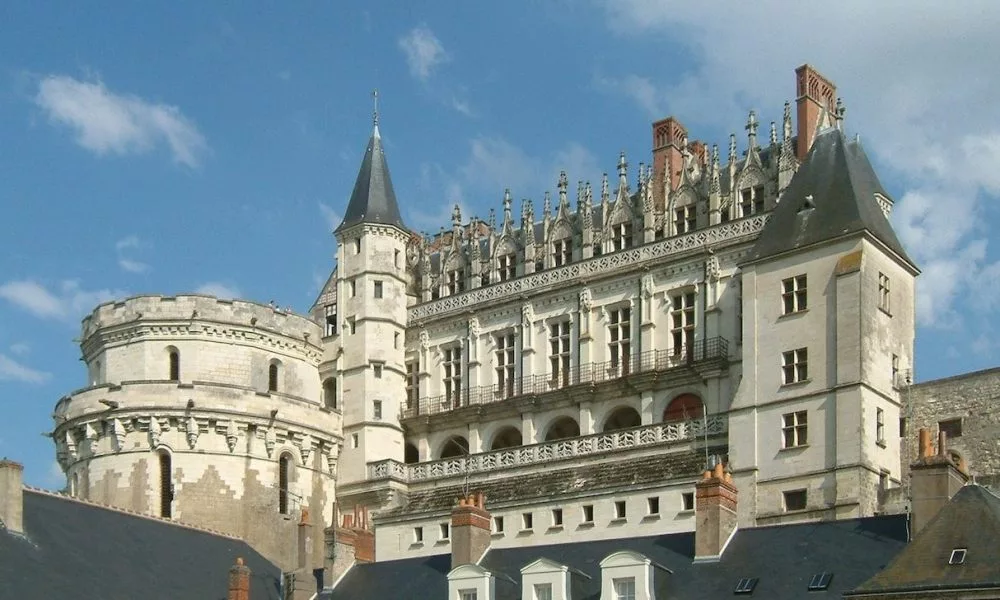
[0,459,24,536]
[910,427,968,536]
[794,65,837,160]
[451,491,491,569]
[297,508,313,570]
[227,557,251,600]
[323,506,375,590]
[694,462,738,562]
[651,116,688,209]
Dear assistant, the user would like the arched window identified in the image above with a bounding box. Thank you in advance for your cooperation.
[404,443,420,464]
[439,436,469,459]
[278,453,292,514]
[71,472,79,497]
[663,394,704,423]
[490,426,523,451]
[602,406,642,433]
[323,377,338,410]
[268,362,280,393]
[158,450,173,518]
[168,348,180,381]
[544,417,580,442]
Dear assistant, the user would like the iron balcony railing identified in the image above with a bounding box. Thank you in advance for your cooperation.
[402,336,728,419]
[368,414,728,483]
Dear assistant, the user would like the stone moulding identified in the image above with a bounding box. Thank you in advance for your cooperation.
[409,214,768,323]
[367,415,727,483]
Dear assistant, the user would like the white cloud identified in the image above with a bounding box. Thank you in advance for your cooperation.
[595,0,1000,329]
[114,235,151,273]
[47,460,66,488]
[195,282,241,299]
[398,25,449,81]
[118,258,149,273]
[35,75,208,167]
[0,279,124,321]
[0,354,51,384]
[318,202,342,232]
[8,343,29,355]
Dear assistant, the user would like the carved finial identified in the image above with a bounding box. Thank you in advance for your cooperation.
[745,110,758,149]
[543,191,552,219]
[576,180,584,212]
[488,207,496,231]
[770,121,778,146]
[728,133,737,163]
[637,162,645,189]
[452,204,462,228]
[372,89,379,129]
[783,101,793,141]
[502,189,513,229]
[558,171,569,211]
[617,152,628,192]
[601,173,609,204]
[835,97,846,127]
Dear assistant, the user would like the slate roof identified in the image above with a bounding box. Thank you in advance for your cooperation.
[744,127,915,269]
[325,514,909,600]
[0,489,282,600]
[382,449,719,518]
[336,125,406,233]
[850,485,1000,595]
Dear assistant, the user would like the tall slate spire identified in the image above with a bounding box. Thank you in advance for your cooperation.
[336,90,406,234]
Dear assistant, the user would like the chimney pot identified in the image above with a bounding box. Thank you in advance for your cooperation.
[227,556,252,600]
[918,427,932,459]
[695,462,738,561]
[937,431,948,458]
[451,490,491,569]
[0,459,24,536]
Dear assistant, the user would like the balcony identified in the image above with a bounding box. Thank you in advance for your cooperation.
[368,414,727,484]
[402,337,728,419]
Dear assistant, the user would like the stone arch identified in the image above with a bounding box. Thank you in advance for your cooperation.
[404,442,420,464]
[490,426,523,450]
[663,393,704,423]
[166,345,180,381]
[544,416,580,442]
[439,435,469,459]
[278,451,295,515]
[602,406,641,432]
[322,377,338,410]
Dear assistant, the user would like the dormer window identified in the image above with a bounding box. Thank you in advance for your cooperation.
[324,304,338,336]
[740,186,765,217]
[552,239,572,267]
[612,223,633,251]
[498,253,516,281]
[674,206,696,234]
[447,269,466,295]
[949,548,967,565]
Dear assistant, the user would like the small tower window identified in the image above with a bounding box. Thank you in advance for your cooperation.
[158,450,173,518]
[168,348,180,381]
[374,280,384,298]
[353,239,361,254]
[268,362,280,392]
[323,377,338,410]
[278,453,292,514]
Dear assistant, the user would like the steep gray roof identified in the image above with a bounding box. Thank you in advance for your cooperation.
[336,125,405,233]
[744,127,915,269]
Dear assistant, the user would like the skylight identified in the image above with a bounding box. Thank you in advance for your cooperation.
[949,548,967,565]
[808,572,833,591]
[734,578,759,594]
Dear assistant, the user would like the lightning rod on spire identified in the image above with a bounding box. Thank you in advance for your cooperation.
[373,89,379,128]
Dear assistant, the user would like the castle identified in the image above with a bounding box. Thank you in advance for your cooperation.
[50,64,927,575]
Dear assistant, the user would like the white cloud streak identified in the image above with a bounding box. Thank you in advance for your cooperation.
[398,25,449,82]
[35,75,208,167]
[0,279,124,321]
[194,282,241,299]
[114,235,150,273]
[0,354,51,384]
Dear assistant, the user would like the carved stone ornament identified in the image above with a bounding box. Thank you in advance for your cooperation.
[226,420,239,453]
[64,430,77,461]
[706,255,721,283]
[111,419,126,452]
[264,427,277,458]
[579,288,593,312]
[419,329,430,351]
[468,316,480,338]
[300,435,313,463]
[148,416,161,447]
[521,304,534,328]
[642,273,655,298]
[186,416,199,450]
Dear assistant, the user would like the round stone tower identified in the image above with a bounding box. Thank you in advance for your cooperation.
[51,294,341,570]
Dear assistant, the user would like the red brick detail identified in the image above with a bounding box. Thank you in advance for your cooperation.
[452,505,491,530]
[695,463,739,512]
[227,557,251,600]
[795,64,837,160]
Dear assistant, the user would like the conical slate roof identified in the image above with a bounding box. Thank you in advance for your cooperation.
[744,127,916,270]
[336,125,405,233]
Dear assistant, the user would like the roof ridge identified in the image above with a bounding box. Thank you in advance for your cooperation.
[23,485,243,541]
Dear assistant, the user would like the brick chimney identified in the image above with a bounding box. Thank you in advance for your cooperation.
[297,508,313,570]
[227,557,251,600]
[794,64,837,160]
[910,427,968,536]
[651,116,688,209]
[451,491,491,569]
[694,462,738,562]
[286,509,319,600]
[0,459,24,536]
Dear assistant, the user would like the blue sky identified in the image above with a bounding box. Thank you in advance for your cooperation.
[1,1,999,487]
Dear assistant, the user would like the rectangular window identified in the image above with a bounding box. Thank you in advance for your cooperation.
[440,522,450,540]
[405,361,419,406]
[891,354,899,385]
[582,504,594,523]
[350,280,356,297]
[348,318,356,335]
[373,280,384,299]
[551,508,563,527]
[521,512,533,531]
[614,500,626,520]
[493,515,504,534]
[495,333,516,399]
[608,307,631,375]
[782,411,808,448]
[394,332,400,349]
[782,275,807,314]
[647,497,660,515]
[373,400,382,420]
[670,292,696,356]
[876,407,885,445]
[353,239,361,254]
[682,492,695,511]
[782,348,808,384]
[878,272,891,313]
[741,188,753,217]
[549,321,571,388]
[940,418,963,439]
[443,347,463,408]
[460,591,477,600]
[612,222,633,251]
[613,578,636,600]
[394,249,400,267]
[534,583,553,600]
[753,185,765,213]
[448,269,466,296]
[324,304,338,336]
[674,205,696,234]
[373,363,383,379]
[413,526,423,543]
[498,253,516,281]
[783,489,807,512]
[553,239,572,267]
[899,417,907,438]
[351,433,358,448]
